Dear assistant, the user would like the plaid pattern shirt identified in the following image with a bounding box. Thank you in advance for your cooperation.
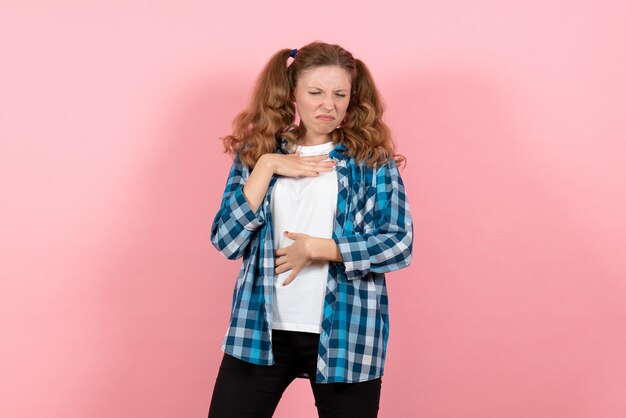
[210,138,414,383]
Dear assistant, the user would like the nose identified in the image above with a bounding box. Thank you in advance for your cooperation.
[322,94,334,110]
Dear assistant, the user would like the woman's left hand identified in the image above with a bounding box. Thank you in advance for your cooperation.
[274,231,315,286]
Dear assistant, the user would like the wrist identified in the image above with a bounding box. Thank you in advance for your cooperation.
[308,237,342,262]
[306,237,321,261]
[259,154,276,175]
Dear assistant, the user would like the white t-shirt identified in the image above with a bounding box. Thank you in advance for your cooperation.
[271,140,338,334]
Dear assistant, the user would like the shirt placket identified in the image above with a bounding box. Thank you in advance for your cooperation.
[316,154,350,383]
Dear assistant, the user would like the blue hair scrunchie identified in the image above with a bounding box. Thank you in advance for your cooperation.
[290,48,297,58]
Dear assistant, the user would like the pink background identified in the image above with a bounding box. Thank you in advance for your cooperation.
[1,1,625,417]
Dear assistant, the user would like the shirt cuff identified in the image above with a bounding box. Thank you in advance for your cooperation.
[229,187,266,231]
[332,235,371,280]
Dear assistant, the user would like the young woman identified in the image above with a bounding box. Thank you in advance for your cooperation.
[208,41,414,418]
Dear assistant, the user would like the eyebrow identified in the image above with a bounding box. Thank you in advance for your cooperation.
[308,87,349,92]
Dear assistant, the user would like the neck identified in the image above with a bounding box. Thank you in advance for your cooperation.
[298,132,332,146]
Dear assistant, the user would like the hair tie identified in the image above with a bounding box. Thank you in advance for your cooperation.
[289,48,298,58]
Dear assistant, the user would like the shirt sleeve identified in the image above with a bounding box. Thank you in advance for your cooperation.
[210,152,266,260]
[332,159,414,280]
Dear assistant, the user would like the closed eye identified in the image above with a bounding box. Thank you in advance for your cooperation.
[308,92,347,97]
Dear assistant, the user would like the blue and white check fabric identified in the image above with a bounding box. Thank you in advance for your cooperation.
[210,138,414,383]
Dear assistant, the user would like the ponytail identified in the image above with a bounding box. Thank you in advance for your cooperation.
[220,49,297,168]
[340,59,406,168]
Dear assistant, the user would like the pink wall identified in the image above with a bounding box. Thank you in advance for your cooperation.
[1,1,625,417]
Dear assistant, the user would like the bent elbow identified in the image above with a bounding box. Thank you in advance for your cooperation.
[210,233,245,260]
[403,250,413,268]
[210,241,245,260]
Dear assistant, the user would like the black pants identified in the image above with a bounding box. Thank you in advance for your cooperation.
[207,329,382,418]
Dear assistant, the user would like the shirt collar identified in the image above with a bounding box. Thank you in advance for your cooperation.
[329,142,347,160]
[276,136,347,160]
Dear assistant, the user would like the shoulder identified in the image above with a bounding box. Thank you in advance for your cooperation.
[349,156,398,177]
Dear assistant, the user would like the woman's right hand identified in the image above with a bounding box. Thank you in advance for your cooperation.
[262,153,336,178]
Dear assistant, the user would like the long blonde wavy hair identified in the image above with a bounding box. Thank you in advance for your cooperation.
[219,41,406,170]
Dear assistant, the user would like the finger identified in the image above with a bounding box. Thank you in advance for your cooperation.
[283,264,304,285]
[298,157,331,165]
[296,159,334,171]
[315,162,336,171]
[281,168,320,178]
[276,262,291,274]
[299,154,330,159]
[302,165,334,175]
[284,231,299,238]
[314,159,336,166]
[298,159,320,166]
[300,170,323,177]
[313,159,335,165]
[282,273,296,286]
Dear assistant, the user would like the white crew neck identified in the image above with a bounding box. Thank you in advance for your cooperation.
[296,141,334,153]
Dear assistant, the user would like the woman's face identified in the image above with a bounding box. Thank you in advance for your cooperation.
[293,65,352,141]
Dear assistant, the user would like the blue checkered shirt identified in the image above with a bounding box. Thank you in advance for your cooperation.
[210,138,414,383]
